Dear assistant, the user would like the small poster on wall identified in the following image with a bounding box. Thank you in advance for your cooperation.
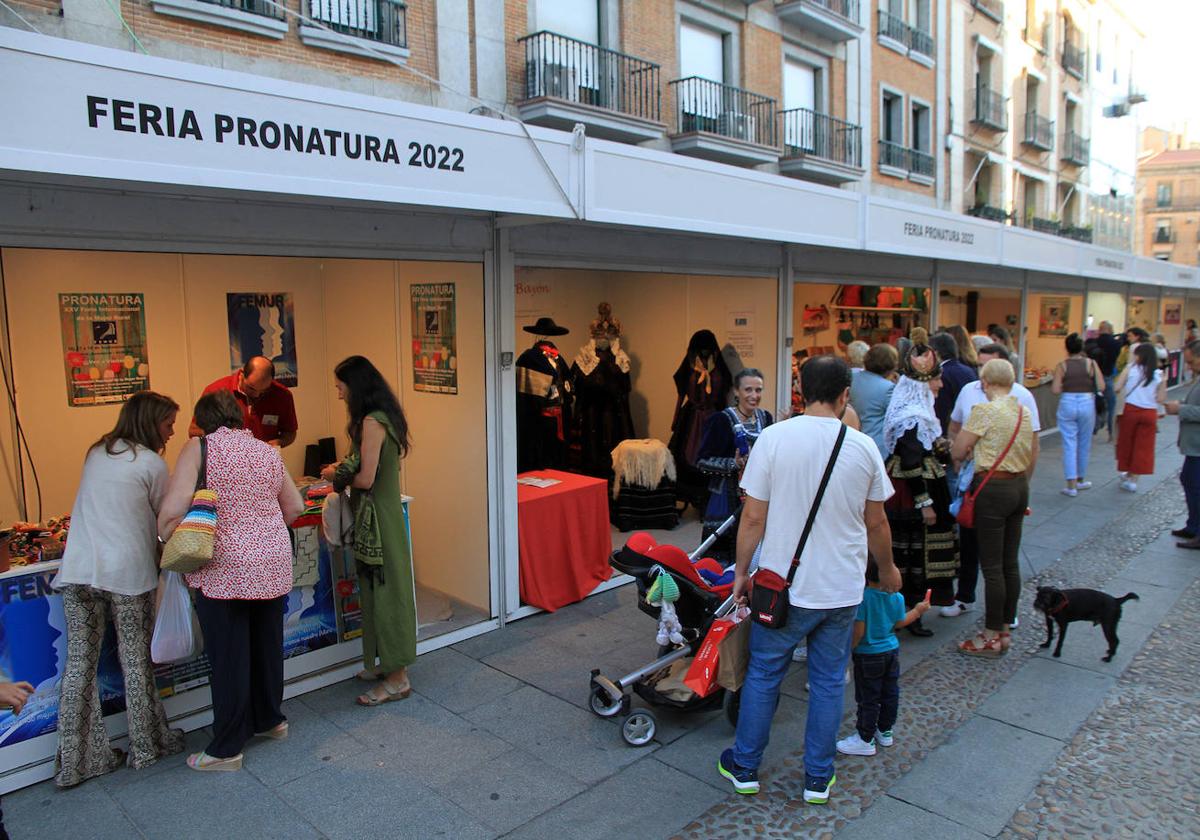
[1164,303,1182,326]
[411,283,458,394]
[59,292,150,407]
[226,292,298,386]
[1038,296,1071,337]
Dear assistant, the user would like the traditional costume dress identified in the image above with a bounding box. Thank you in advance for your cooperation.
[695,406,773,564]
[668,330,732,508]
[516,319,574,472]
[570,337,635,477]
[882,350,960,612]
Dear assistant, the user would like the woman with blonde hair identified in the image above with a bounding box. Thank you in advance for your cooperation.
[951,359,1037,657]
[947,324,979,369]
[53,391,187,787]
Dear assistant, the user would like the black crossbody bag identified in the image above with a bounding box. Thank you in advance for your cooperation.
[749,424,847,629]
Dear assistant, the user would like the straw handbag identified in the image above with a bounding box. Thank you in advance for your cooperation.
[161,437,218,574]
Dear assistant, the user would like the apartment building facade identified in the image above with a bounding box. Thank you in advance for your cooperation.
[1137,150,1200,266]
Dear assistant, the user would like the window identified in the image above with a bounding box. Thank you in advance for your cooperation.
[1022,175,1039,222]
[881,90,903,143]
[1155,254,1170,261]
[911,101,931,152]
[534,0,598,43]
[1156,219,1173,244]
[913,0,931,34]
[1025,75,1040,115]
[1065,100,1077,133]
[309,0,406,44]
[784,59,820,150]
[680,20,725,83]
[1158,183,1173,207]
[1095,21,1103,73]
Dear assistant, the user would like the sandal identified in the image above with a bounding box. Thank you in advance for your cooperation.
[999,631,1012,652]
[958,633,1005,658]
[186,751,243,771]
[254,721,289,740]
[356,679,412,707]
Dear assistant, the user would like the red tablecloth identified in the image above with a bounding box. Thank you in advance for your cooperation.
[517,469,612,611]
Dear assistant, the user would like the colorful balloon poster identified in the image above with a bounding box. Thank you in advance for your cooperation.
[226,292,298,387]
[410,283,458,394]
[58,292,150,407]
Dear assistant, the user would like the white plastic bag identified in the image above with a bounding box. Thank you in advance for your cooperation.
[151,571,197,664]
[322,489,353,547]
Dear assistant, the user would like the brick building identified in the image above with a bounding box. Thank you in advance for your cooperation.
[1137,149,1200,266]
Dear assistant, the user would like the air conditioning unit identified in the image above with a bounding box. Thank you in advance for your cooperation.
[1103,102,1130,118]
[719,111,757,143]
[531,62,577,100]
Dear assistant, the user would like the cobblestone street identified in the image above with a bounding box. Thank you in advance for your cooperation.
[6,425,1200,839]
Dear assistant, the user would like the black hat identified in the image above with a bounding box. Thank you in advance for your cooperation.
[523,317,569,336]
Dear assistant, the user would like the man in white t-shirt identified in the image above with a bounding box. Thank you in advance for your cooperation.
[718,356,899,804]
[940,342,1041,618]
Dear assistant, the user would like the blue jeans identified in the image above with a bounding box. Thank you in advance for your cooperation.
[1057,392,1096,482]
[732,605,857,782]
[1182,456,1200,535]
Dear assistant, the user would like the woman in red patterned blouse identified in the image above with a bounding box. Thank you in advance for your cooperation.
[159,390,304,772]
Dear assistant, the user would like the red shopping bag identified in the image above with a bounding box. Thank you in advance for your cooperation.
[683,618,749,698]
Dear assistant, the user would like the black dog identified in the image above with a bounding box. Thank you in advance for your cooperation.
[1033,586,1139,662]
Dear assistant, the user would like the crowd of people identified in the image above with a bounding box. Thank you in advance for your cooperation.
[718,319,1175,804]
[31,354,417,787]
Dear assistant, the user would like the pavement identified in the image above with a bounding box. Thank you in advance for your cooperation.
[6,412,1200,839]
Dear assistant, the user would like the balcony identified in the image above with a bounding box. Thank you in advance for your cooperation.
[878,139,908,175]
[151,0,288,39]
[779,108,864,184]
[517,31,664,143]
[967,204,1010,223]
[299,0,408,60]
[877,10,935,64]
[970,0,1003,23]
[1059,225,1093,243]
[1061,41,1086,79]
[1062,130,1089,166]
[909,148,935,181]
[668,77,779,167]
[775,0,862,42]
[1031,216,1060,234]
[971,85,1008,131]
[1022,112,1055,151]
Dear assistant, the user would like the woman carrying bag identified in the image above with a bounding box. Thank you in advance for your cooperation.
[159,390,303,771]
[951,360,1037,658]
[321,356,417,707]
[1052,333,1106,496]
[52,391,187,787]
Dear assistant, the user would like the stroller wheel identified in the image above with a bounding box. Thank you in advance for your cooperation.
[723,688,741,729]
[621,710,657,747]
[588,676,624,715]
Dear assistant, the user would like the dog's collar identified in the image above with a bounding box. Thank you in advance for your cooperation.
[1046,594,1070,615]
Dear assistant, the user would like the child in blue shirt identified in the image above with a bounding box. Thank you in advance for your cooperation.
[836,559,929,756]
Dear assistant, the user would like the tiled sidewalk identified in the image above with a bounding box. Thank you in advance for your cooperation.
[5,416,1196,839]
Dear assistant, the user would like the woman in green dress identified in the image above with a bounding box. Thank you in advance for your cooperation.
[321,355,416,706]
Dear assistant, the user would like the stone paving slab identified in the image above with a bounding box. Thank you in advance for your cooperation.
[834,795,989,840]
[1029,614,1158,675]
[406,647,524,715]
[1100,576,1182,627]
[975,657,1115,739]
[4,772,146,839]
[888,716,1063,837]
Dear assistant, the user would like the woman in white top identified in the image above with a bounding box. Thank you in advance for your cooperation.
[1113,344,1166,493]
[52,391,186,787]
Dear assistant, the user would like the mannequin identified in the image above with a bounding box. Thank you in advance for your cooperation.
[668,329,732,508]
[515,317,573,472]
[570,303,635,477]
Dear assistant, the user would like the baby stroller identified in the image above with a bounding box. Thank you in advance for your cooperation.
[588,514,744,747]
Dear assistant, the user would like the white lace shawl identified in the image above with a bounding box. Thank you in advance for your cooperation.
[882,375,940,455]
[574,338,631,376]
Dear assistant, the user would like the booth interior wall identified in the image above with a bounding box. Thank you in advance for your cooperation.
[1087,291,1128,335]
[1160,297,1186,348]
[515,268,779,444]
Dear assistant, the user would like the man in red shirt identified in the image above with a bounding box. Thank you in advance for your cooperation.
[189,356,298,447]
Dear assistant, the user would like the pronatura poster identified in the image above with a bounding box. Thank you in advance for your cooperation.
[58,293,150,407]
[1038,296,1071,337]
[410,283,458,394]
[226,292,298,387]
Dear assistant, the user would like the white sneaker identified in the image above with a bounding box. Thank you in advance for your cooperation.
[1010,615,1020,629]
[1120,480,1138,493]
[940,601,973,618]
[792,644,808,663]
[836,733,876,756]
[1061,487,1078,497]
[1076,480,1093,490]
[876,730,894,747]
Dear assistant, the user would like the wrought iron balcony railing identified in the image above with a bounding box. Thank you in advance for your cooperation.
[1062,41,1086,78]
[780,108,862,167]
[669,76,776,146]
[518,31,661,123]
[909,148,935,178]
[200,0,286,20]
[972,85,1008,131]
[801,0,860,21]
[1059,225,1093,243]
[1031,216,1060,234]
[1062,130,1089,166]
[878,139,908,171]
[309,0,406,47]
[1023,112,1054,150]
[877,9,934,58]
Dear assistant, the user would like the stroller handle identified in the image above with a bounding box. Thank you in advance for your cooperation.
[686,504,743,563]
